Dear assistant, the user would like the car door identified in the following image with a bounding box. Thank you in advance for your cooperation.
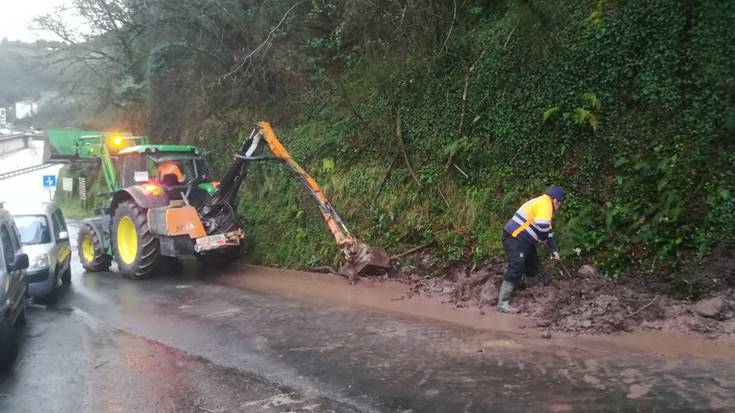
[0,224,11,307]
[0,223,23,315]
[51,209,71,272]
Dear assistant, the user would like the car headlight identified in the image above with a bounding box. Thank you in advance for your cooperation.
[30,253,50,270]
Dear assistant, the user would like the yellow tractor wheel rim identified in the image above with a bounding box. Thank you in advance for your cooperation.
[117,216,138,265]
[82,235,95,262]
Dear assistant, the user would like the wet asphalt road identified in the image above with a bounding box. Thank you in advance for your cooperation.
[1,227,735,412]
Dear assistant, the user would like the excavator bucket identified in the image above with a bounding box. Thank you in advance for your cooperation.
[340,242,391,279]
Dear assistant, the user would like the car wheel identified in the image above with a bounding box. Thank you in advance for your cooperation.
[0,319,18,369]
[15,296,27,327]
[61,267,72,285]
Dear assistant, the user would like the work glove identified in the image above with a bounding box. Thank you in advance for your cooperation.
[549,251,560,260]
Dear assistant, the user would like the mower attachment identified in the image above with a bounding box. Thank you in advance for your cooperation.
[339,241,391,280]
[194,230,244,253]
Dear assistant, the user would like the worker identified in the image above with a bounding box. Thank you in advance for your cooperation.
[497,186,565,313]
[157,161,184,184]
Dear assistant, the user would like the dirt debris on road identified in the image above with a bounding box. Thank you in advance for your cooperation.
[393,251,735,337]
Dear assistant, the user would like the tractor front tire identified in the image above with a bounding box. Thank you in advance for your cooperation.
[112,201,161,279]
[78,223,112,272]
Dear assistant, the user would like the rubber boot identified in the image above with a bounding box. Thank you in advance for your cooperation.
[496,280,520,314]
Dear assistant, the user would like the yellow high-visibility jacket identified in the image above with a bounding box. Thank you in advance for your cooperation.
[503,194,558,251]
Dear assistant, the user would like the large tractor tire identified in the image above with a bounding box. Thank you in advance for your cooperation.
[78,223,112,272]
[111,200,161,279]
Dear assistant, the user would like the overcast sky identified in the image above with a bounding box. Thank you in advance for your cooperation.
[1,0,70,42]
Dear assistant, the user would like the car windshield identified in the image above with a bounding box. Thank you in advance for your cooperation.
[14,215,51,245]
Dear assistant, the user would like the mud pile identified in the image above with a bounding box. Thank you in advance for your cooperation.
[395,252,735,337]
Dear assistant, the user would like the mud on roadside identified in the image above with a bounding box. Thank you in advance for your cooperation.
[390,252,735,338]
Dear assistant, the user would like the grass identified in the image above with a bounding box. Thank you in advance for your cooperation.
[56,197,92,220]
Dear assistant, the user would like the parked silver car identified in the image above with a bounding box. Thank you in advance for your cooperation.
[9,202,72,298]
[0,207,29,368]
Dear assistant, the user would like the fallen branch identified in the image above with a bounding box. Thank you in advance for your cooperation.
[395,112,423,190]
[221,1,306,79]
[554,261,573,278]
[391,242,434,260]
[93,360,109,369]
[453,163,469,178]
[371,154,399,210]
[339,80,383,142]
[464,270,492,288]
[457,73,470,139]
[309,266,357,284]
[629,296,658,317]
[502,23,518,50]
[437,186,451,209]
[307,265,338,274]
[194,397,218,413]
[440,0,458,53]
[452,49,485,159]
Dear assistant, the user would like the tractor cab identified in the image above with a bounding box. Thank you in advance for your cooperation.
[114,145,217,208]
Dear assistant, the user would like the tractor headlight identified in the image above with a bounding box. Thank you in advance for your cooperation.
[29,253,50,270]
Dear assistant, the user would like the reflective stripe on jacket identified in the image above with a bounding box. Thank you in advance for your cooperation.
[503,194,558,251]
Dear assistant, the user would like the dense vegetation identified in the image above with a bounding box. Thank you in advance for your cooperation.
[3,0,734,293]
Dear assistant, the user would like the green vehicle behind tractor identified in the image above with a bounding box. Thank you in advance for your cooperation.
[44,123,389,280]
[47,129,232,278]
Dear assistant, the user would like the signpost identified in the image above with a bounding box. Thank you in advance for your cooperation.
[43,175,56,188]
[62,177,74,192]
[79,177,87,207]
[43,175,57,201]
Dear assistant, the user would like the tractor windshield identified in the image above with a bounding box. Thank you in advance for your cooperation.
[116,153,209,188]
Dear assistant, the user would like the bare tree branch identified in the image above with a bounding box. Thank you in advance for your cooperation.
[220,1,307,79]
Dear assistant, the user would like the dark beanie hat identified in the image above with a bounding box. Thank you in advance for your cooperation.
[546,186,566,202]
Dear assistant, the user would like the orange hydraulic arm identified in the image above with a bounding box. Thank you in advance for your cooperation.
[202,121,389,278]
[258,121,357,254]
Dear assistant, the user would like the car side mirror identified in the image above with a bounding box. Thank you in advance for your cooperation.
[58,231,69,241]
[8,253,29,271]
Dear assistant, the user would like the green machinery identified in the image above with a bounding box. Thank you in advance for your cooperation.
[46,129,233,278]
[44,124,389,280]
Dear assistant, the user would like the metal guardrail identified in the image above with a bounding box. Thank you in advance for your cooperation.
[0,133,36,142]
[0,133,35,156]
[0,163,55,181]
[0,133,53,180]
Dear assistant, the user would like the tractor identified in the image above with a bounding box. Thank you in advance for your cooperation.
[47,122,389,280]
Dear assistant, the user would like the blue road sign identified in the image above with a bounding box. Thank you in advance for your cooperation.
[43,175,57,188]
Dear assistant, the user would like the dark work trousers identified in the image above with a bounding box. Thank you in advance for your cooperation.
[502,231,539,285]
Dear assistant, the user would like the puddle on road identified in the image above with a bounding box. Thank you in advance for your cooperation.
[212,263,735,359]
